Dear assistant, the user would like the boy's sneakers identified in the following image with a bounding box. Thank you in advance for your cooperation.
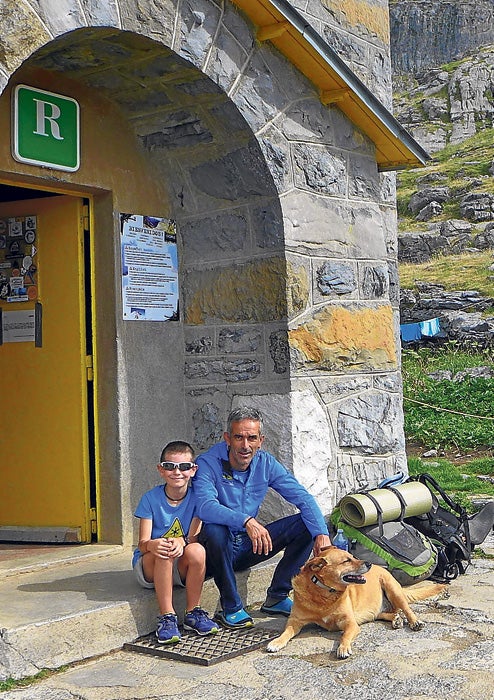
[183,607,220,636]
[156,613,181,644]
[260,597,293,617]
[214,608,254,629]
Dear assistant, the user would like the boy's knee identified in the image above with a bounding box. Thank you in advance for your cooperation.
[185,541,206,564]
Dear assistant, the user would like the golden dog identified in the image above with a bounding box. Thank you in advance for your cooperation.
[267,546,447,659]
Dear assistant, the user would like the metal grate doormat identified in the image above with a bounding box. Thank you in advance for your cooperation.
[124,626,279,666]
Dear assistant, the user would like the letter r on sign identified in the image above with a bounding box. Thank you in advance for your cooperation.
[33,99,64,140]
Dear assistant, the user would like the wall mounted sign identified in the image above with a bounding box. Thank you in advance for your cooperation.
[120,213,179,321]
[12,85,80,172]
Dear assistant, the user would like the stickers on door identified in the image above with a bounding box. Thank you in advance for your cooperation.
[0,215,38,303]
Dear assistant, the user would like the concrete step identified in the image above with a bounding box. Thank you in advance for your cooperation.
[0,545,279,681]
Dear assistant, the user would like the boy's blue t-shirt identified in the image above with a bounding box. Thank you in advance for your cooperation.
[132,485,197,567]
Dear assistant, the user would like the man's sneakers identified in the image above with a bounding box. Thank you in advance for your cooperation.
[215,608,254,629]
[260,597,293,617]
[215,600,292,628]
[156,613,181,644]
[184,607,220,636]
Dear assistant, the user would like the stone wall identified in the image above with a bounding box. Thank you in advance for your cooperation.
[293,0,394,108]
[0,0,406,541]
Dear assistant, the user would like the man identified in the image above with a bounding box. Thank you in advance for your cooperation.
[195,406,331,629]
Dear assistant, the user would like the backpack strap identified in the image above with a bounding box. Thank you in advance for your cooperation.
[363,490,385,536]
[415,473,465,517]
[414,472,472,557]
[386,485,408,520]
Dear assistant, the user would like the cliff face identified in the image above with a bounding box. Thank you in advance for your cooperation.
[390,0,494,74]
[393,46,494,154]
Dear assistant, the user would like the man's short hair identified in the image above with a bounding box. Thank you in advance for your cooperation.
[160,440,195,462]
[227,407,263,434]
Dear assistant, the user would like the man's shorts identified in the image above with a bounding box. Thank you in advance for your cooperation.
[133,555,185,589]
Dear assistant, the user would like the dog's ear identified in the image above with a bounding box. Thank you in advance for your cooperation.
[303,557,326,572]
[320,545,334,553]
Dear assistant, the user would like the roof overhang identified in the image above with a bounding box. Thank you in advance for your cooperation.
[231,0,430,171]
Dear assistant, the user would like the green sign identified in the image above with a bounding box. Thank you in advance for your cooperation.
[12,85,80,172]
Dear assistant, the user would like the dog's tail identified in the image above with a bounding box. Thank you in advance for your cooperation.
[403,581,448,603]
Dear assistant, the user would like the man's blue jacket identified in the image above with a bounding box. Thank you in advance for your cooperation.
[194,441,329,537]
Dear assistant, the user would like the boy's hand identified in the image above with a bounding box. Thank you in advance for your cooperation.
[148,537,185,559]
[147,538,169,558]
[163,537,185,558]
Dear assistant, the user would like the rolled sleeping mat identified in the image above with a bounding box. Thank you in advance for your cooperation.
[393,481,434,517]
[339,489,401,528]
[338,481,433,528]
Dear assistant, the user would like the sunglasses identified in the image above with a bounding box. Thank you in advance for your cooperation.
[159,461,196,472]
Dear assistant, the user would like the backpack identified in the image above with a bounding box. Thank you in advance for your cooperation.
[332,472,494,585]
[329,506,438,586]
[404,472,475,582]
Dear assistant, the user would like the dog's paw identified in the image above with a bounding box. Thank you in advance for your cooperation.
[336,645,352,659]
[266,639,284,653]
[391,611,404,629]
[410,619,425,631]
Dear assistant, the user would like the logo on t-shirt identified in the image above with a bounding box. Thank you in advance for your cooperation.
[161,517,185,539]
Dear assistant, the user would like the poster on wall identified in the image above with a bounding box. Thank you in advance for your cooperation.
[120,213,179,321]
[0,215,38,304]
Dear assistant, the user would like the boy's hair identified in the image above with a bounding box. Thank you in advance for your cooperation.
[160,440,195,462]
[227,407,263,434]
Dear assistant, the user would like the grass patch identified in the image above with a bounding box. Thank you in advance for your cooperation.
[0,667,68,692]
[402,344,494,450]
[396,127,494,230]
[407,456,494,516]
[399,250,494,299]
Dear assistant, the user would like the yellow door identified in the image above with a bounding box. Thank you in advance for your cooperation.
[0,195,92,542]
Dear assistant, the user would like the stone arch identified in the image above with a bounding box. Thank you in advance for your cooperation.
[0,18,301,543]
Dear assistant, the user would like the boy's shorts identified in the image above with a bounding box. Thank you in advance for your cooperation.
[133,555,185,589]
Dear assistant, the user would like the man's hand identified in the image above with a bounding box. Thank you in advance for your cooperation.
[245,517,272,555]
[313,534,332,557]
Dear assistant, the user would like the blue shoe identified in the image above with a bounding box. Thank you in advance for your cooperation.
[184,607,220,636]
[215,608,254,629]
[156,613,181,644]
[260,598,293,617]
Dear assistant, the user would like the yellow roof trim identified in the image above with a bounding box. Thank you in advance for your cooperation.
[231,0,429,170]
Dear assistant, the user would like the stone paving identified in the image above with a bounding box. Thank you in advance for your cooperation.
[2,543,493,700]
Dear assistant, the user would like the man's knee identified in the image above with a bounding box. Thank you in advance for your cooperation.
[269,513,311,542]
[200,522,231,548]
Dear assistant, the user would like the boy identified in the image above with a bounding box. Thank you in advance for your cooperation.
[132,440,219,643]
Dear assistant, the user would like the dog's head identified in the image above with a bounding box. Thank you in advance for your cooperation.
[302,546,372,591]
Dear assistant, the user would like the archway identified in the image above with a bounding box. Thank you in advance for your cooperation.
[0,27,286,545]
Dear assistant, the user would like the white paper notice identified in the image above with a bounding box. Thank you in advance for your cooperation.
[120,214,179,321]
[2,309,36,342]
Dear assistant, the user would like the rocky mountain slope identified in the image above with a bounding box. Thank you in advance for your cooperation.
[389,1,494,343]
[393,45,494,156]
[392,44,494,253]
[390,2,493,239]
